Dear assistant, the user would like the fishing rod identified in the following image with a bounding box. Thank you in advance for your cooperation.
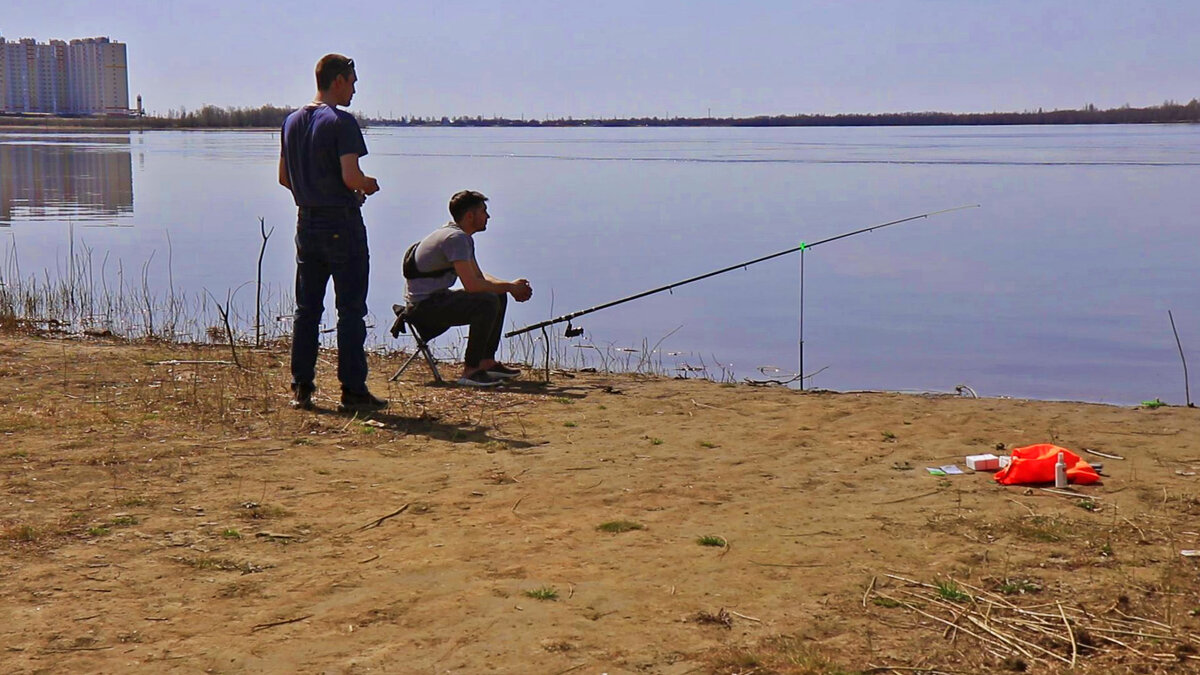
[505,204,980,340]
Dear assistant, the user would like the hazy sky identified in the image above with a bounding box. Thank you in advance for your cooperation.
[6,1,1198,119]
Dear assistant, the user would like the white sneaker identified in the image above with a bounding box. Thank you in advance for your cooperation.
[457,371,502,387]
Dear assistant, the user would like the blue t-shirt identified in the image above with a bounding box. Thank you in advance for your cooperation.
[281,104,367,208]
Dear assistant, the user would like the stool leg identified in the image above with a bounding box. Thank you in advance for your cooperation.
[395,320,445,384]
[389,350,423,382]
[420,342,444,383]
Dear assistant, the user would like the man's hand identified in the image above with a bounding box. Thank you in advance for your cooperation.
[510,279,533,302]
[340,154,379,195]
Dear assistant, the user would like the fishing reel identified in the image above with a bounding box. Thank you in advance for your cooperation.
[564,321,584,338]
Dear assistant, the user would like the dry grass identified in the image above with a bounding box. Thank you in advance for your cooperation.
[869,571,1200,672]
[597,520,645,533]
[0,524,40,543]
[705,635,852,675]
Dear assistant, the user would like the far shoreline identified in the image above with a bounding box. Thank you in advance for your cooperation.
[2,98,1198,131]
[2,120,1197,135]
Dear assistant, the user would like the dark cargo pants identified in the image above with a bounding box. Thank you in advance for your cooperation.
[408,289,507,368]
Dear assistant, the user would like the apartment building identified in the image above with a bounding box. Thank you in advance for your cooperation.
[0,36,129,115]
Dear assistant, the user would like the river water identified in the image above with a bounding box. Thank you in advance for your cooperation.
[2,124,1198,405]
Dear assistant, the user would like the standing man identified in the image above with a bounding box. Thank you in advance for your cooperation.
[279,53,386,412]
[401,190,532,387]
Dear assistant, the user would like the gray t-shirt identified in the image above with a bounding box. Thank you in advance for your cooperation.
[405,222,475,305]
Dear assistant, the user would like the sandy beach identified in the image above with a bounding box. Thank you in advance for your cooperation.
[1,332,1198,674]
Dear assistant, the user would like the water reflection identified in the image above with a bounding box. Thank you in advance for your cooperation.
[0,132,133,226]
[0,126,1196,404]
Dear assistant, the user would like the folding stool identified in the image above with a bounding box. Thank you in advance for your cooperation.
[388,304,444,384]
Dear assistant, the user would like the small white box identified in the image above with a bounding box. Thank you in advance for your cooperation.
[966,454,1000,471]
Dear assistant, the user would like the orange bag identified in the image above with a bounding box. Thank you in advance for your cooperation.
[994,444,1100,486]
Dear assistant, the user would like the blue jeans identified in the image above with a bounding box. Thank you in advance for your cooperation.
[291,209,370,394]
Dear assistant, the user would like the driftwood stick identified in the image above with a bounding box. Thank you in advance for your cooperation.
[1004,616,1070,636]
[1121,517,1150,542]
[1089,627,1180,641]
[1168,310,1192,407]
[950,578,1019,609]
[206,288,242,369]
[863,576,877,609]
[886,580,1082,666]
[1111,608,1174,631]
[1004,618,1073,646]
[250,614,313,632]
[876,490,940,505]
[1096,634,1147,656]
[1037,487,1100,499]
[355,503,410,532]
[1004,601,1072,612]
[1058,602,1077,668]
[884,573,940,590]
[963,614,1062,664]
[1006,498,1037,517]
[779,529,838,537]
[982,646,1012,664]
[874,592,992,645]
[903,589,973,615]
[255,217,274,348]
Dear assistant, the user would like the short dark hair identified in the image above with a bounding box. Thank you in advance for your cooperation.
[315,54,355,91]
[449,190,488,222]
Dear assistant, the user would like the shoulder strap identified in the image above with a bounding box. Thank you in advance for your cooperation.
[402,241,452,279]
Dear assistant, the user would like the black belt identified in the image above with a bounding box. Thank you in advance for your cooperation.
[298,205,361,219]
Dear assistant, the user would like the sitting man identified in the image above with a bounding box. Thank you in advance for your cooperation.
[398,190,533,387]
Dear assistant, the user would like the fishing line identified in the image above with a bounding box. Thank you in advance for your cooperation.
[505,204,980,341]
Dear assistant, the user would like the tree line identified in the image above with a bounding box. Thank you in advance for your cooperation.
[369,99,1200,128]
[154,104,297,128]
[0,104,363,129]
[4,100,1198,130]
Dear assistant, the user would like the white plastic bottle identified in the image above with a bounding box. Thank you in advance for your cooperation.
[1054,452,1068,488]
